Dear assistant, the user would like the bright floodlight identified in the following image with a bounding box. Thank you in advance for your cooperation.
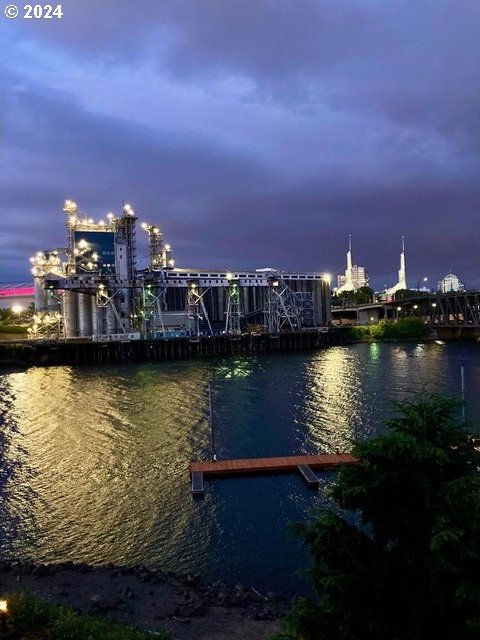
[63,200,77,214]
[12,305,23,314]
[0,599,7,613]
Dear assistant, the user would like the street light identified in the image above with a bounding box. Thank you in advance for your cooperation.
[0,599,8,632]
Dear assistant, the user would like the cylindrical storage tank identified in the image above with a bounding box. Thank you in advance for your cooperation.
[34,276,46,311]
[84,294,93,337]
[77,293,90,338]
[106,302,117,337]
[91,297,98,338]
[63,291,78,337]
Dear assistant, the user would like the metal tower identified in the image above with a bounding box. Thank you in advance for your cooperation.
[186,281,213,338]
[264,278,303,333]
[117,204,137,280]
[139,221,175,337]
[96,283,126,336]
[140,222,174,271]
[224,279,242,335]
[139,278,166,338]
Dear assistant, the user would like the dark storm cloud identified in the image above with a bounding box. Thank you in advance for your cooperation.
[2,1,479,287]
[3,74,279,203]
[0,72,276,278]
[16,1,479,113]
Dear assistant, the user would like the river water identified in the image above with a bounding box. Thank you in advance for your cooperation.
[0,341,479,593]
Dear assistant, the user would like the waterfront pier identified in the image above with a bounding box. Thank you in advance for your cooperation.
[0,328,349,367]
[189,453,357,494]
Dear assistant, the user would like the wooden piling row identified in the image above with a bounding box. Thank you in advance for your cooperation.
[0,329,350,368]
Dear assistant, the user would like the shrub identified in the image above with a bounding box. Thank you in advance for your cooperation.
[348,317,428,341]
[7,593,170,640]
[277,394,480,640]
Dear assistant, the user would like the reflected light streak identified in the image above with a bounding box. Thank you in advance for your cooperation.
[302,347,364,453]
[3,364,219,568]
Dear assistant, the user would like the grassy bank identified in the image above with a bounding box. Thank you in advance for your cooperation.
[4,592,170,640]
[0,324,28,341]
[348,317,429,341]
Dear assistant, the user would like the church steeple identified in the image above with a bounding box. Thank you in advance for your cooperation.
[346,234,352,271]
[337,235,355,293]
[387,236,408,296]
[398,235,406,289]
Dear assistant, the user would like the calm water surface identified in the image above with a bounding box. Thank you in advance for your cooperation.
[0,342,479,593]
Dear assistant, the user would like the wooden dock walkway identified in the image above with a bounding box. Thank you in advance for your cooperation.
[189,454,356,494]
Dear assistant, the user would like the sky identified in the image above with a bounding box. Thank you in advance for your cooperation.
[1,0,479,290]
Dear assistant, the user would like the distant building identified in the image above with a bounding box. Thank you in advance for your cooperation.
[337,266,369,290]
[438,273,465,293]
[336,237,369,293]
[385,236,407,297]
[0,284,35,310]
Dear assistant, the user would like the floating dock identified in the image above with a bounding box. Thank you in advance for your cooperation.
[189,453,356,494]
[191,471,204,496]
[297,463,320,487]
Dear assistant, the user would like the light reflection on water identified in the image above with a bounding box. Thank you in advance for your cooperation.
[0,342,478,592]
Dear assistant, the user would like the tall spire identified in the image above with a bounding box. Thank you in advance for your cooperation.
[386,235,407,296]
[398,235,406,289]
[336,235,355,293]
[346,234,353,271]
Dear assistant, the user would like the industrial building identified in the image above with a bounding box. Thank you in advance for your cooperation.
[29,201,331,340]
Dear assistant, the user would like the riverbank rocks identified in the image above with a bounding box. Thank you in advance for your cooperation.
[0,560,288,639]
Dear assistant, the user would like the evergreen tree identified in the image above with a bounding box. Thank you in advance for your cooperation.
[278,394,480,640]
